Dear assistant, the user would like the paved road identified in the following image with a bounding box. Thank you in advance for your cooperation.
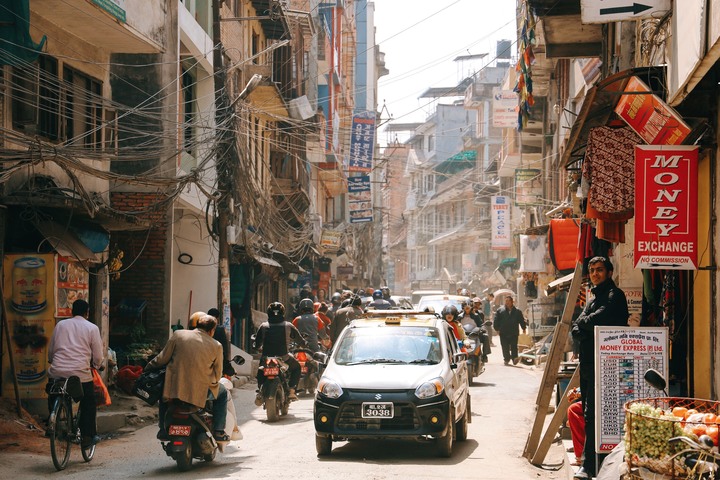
[2,354,570,480]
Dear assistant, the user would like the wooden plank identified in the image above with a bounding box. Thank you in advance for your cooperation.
[531,368,580,465]
[523,262,584,459]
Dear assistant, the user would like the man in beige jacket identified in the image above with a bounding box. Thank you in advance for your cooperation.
[145,314,228,441]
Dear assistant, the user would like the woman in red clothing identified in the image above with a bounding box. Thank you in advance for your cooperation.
[567,387,585,466]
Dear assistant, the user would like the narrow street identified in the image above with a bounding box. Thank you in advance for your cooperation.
[1,354,569,480]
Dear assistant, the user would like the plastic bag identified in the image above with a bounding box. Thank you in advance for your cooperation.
[92,368,112,407]
[116,365,143,395]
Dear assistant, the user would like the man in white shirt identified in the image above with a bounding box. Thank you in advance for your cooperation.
[47,299,104,447]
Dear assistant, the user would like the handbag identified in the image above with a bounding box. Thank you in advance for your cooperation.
[92,368,112,407]
[132,367,166,406]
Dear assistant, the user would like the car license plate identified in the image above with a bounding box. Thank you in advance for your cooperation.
[168,425,191,436]
[361,402,394,419]
[264,367,279,376]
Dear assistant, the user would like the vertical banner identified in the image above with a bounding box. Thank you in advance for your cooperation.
[634,145,698,270]
[491,196,511,250]
[56,255,90,318]
[348,111,375,172]
[594,326,669,453]
[492,88,519,128]
[348,175,373,223]
[2,253,56,399]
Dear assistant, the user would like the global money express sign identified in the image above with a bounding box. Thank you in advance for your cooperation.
[634,145,698,270]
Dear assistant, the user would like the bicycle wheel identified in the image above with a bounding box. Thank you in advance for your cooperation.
[49,398,72,471]
[77,406,96,462]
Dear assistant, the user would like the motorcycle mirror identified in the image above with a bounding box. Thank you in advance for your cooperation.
[232,355,246,365]
[644,368,667,394]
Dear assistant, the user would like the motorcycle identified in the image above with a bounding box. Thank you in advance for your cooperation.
[292,345,327,396]
[257,355,292,422]
[463,321,491,384]
[162,355,245,471]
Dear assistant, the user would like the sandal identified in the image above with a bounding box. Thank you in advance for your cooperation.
[213,431,230,442]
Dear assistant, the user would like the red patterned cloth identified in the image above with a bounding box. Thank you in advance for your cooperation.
[583,126,643,215]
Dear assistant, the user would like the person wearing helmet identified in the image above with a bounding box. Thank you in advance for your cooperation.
[327,292,342,321]
[367,289,391,309]
[253,302,306,403]
[441,305,466,342]
[459,300,490,362]
[292,298,329,353]
[380,286,396,307]
[329,295,364,343]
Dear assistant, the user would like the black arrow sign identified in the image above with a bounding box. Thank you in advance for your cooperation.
[649,263,683,268]
[600,3,653,15]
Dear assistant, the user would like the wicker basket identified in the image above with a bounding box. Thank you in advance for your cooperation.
[624,397,720,479]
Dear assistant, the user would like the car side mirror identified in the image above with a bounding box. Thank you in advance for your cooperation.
[313,351,327,364]
[452,352,467,366]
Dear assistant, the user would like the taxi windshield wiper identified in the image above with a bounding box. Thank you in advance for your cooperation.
[409,359,439,364]
[347,358,407,365]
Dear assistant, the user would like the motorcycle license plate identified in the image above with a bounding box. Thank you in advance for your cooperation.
[168,425,191,436]
[362,402,394,419]
[301,366,308,374]
[264,367,279,376]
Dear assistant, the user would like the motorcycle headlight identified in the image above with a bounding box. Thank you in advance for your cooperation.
[415,377,445,399]
[317,379,343,399]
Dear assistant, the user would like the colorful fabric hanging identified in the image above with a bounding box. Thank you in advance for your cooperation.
[514,0,537,131]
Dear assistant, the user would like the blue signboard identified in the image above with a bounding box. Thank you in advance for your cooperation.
[348,175,372,223]
[348,112,375,172]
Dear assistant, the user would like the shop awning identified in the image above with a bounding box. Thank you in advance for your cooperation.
[36,221,101,262]
[256,256,282,269]
[560,67,666,169]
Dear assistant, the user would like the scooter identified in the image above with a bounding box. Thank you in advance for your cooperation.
[162,355,245,471]
[463,321,491,384]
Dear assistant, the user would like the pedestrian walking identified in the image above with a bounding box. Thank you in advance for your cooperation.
[493,295,526,365]
[483,292,496,346]
[570,256,629,479]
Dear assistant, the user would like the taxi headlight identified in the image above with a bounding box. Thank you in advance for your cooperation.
[317,379,343,399]
[415,377,445,399]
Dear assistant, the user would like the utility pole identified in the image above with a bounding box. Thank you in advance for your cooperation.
[212,0,232,336]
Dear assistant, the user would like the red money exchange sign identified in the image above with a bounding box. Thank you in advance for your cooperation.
[634,145,698,270]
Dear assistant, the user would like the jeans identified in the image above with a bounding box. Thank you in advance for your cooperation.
[158,383,228,433]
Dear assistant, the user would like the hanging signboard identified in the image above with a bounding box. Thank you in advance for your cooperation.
[634,145,698,270]
[491,196,511,250]
[514,168,543,206]
[348,111,375,172]
[56,256,90,318]
[320,229,342,251]
[348,175,373,223]
[615,76,691,145]
[595,326,669,453]
[492,88,518,128]
[581,0,671,24]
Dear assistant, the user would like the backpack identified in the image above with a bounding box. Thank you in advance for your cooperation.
[132,367,166,406]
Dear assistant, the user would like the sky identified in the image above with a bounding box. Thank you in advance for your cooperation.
[373,0,518,144]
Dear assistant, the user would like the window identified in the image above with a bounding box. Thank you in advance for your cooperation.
[180,63,196,156]
[64,66,102,148]
[12,55,60,140]
[427,133,435,152]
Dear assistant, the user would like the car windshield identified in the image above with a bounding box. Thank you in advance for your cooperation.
[334,327,442,366]
[417,298,464,314]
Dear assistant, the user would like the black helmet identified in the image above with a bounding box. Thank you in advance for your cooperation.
[441,305,459,319]
[372,290,383,300]
[267,302,285,323]
[380,286,391,299]
[331,292,342,304]
[351,295,362,306]
[462,299,473,308]
[299,298,314,313]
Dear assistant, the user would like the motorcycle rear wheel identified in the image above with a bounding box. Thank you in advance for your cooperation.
[175,442,193,471]
[266,389,282,422]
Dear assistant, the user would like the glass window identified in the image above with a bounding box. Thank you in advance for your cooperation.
[12,55,60,140]
[335,327,441,365]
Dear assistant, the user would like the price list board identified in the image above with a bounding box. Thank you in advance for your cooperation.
[594,326,668,453]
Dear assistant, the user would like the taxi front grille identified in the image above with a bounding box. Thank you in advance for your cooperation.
[336,403,420,431]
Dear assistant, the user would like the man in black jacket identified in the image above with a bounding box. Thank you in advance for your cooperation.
[493,295,526,365]
[571,256,629,480]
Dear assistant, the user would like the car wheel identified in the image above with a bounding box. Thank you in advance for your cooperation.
[456,400,469,441]
[437,409,454,457]
[316,434,332,456]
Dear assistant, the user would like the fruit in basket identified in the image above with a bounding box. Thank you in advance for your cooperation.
[703,413,718,424]
[706,425,719,445]
[625,402,686,459]
[690,423,707,436]
[672,406,688,418]
[686,408,699,418]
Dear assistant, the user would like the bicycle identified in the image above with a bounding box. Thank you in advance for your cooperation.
[46,375,95,471]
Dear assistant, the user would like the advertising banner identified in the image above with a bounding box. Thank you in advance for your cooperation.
[2,253,56,399]
[56,256,90,318]
[492,88,518,128]
[491,196,511,250]
[348,175,372,223]
[634,145,698,270]
[615,76,691,145]
[594,326,669,453]
[320,229,343,251]
[348,111,375,172]
[514,168,543,206]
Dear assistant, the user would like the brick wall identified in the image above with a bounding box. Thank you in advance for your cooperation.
[110,192,170,345]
